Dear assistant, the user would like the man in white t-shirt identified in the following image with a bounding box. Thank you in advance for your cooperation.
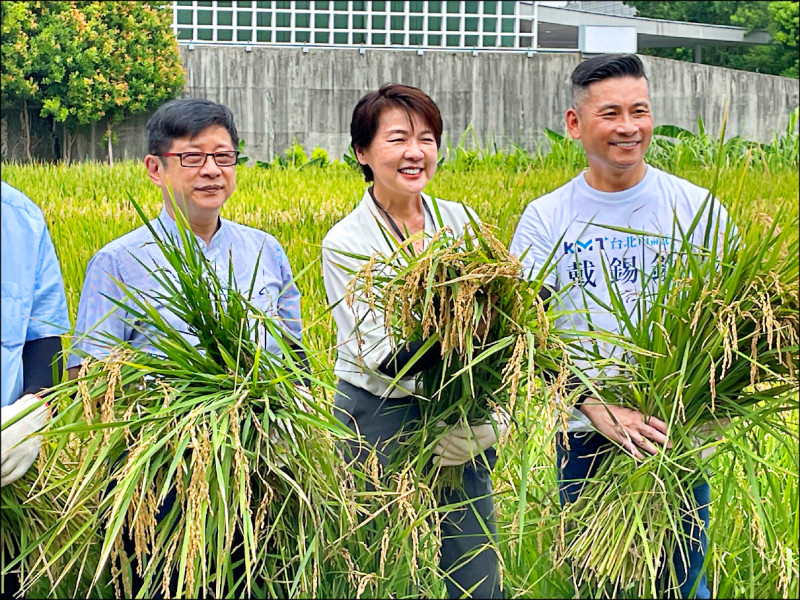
[510,54,723,599]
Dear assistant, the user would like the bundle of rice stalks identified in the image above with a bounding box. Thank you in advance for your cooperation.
[18,201,356,599]
[558,197,799,598]
[1,436,102,599]
[319,458,448,598]
[344,205,567,488]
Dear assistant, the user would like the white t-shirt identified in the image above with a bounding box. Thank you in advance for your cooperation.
[509,165,730,431]
[322,188,479,399]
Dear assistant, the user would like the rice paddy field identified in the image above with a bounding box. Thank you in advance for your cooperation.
[2,155,798,598]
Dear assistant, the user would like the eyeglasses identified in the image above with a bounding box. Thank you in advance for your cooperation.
[158,151,239,168]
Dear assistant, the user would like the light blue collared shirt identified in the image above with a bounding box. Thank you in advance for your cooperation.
[1,182,71,407]
[69,207,302,367]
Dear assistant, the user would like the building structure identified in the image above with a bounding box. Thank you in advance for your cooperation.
[2,3,792,163]
[528,1,772,61]
[170,0,772,59]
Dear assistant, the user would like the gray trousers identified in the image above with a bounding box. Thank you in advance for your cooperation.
[334,379,503,599]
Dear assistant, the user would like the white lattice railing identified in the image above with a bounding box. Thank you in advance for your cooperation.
[171,1,543,50]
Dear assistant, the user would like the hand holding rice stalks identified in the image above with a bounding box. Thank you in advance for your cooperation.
[345,207,567,487]
[1,439,101,598]
[559,201,799,598]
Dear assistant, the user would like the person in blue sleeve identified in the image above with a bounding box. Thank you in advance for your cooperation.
[1,181,71,597]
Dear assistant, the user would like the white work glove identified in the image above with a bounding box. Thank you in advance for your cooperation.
[433,407,511,467]
[1,394,49,487]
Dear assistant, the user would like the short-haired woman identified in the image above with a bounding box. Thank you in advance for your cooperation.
[322,84,505,599]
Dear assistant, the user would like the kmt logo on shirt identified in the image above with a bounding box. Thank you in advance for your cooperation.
[562,238,605,253]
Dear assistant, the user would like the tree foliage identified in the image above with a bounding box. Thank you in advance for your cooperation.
[625,1,799,78]
[0,2,38,106]
[766,1,800,78]
[1,1,185,157]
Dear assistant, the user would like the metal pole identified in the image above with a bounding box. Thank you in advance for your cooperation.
[533,1,539,50]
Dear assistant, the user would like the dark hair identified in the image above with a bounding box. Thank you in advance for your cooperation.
[571,54,648,107]
[146,98,239,157]
[350,84,443,182]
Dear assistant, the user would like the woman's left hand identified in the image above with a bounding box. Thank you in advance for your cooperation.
[432,407,511,467]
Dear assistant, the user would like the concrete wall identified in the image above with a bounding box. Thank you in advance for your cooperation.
[2,46,798,163]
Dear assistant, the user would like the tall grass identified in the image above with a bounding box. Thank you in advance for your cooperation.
[1,157,797,598]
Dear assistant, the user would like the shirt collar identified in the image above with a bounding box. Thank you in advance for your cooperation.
[362,187,434,229]
[576,164,654,203]
[155,206,226,251]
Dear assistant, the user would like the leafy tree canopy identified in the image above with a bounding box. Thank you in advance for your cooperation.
[1,2,38,105]
[624,1,799,78]
[1,1,185,130]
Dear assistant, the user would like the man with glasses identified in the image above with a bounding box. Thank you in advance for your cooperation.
[67,99,305,596]
[68,97,302,372]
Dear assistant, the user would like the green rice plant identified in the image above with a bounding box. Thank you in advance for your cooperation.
[647,116,758,170]
[647,110,800,172]
[759,106,799,171]
[440,124,481,171]
[309,146,329,167]
[283,139,308,167]
[706,411,799,599]
[341,146,361,170]
[503,143,537,171]
[492,379,575,599]
[556,190,799,597]
[439,124,517,171]
[0,157,796,598]
[18,198,358,598]
[1,438,106,598]
[236,140,248,165]
[540,128,588,171]
[339,207,569,489]
[654,116,719,169]
[318,458,449,598]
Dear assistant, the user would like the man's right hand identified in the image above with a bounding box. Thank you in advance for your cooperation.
[579,400,671,460]
[1,394,49,486]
